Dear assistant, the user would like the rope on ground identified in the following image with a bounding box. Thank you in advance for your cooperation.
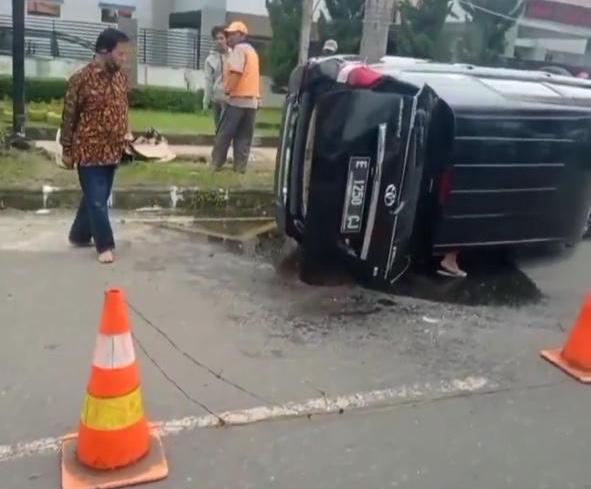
[131,331,226,426]
[127,300,271,405]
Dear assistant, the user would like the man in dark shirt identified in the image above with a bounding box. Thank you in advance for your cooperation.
[61,28,130,264]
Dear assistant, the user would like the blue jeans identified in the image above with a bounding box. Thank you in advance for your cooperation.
[69,165,116,253]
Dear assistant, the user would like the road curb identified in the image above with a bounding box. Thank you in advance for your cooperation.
[0,186,274,215]
[25,127,279,148]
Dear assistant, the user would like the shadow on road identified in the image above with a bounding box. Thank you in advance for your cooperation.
[156,218,544,308]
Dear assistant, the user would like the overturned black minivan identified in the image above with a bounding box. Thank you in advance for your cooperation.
[274,57,591,286]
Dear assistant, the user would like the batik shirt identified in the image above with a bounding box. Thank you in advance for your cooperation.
[60,61,128,167]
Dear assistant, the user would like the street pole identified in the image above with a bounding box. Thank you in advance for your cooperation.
[299,0,314,65]
[12,0,26,140]
[360,0,397,64]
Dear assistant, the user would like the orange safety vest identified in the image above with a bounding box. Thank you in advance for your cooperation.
[224,43,260,98]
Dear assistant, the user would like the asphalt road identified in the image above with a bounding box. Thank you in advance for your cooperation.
[0,211,589,488]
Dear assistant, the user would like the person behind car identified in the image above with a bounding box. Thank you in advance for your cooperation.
[211,21,261,174]
[203,26,229,129]
[322,39,338,56]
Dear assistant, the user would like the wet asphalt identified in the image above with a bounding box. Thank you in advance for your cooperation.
[0,211,590,488]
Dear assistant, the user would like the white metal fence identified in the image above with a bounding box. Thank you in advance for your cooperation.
[0,15,214,69]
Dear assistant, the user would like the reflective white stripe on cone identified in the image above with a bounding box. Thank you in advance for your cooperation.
[93,332,136,370]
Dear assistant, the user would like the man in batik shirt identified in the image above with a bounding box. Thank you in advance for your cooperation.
[61,28,131,264]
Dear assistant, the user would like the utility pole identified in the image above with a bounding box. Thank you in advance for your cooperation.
[12,0,26,141]
[299,0,314,65]
[360,0,397,64]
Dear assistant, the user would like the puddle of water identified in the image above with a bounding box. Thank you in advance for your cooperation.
[2,182,544,308]
[179,222,542,308]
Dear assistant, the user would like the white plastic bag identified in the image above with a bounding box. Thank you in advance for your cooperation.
[54,128,68,169]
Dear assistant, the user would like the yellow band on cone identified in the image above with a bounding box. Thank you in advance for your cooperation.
[80,387,144,431]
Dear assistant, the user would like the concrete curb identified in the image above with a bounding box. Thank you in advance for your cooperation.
[26,127,279,148]
[0,186,274,215]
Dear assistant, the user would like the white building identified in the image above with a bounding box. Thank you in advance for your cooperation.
[0,1,270,31]
[514,0,591,66]
[0,0,276,71]
[0,0,285,105]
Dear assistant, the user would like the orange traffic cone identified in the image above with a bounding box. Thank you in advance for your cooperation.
[61,289,168,489]
[541,293,591,383]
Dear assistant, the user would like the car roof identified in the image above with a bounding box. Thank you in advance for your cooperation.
[373,57,591,113]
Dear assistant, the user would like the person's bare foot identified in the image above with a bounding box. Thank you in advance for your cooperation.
[438,252,467,278]
[98,250,114,264]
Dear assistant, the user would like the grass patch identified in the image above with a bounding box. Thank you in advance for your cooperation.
[1,103,282,137]
[130,108,281,136]
[0,150,275,190]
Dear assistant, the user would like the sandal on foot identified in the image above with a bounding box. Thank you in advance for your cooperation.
[437,263,467,278]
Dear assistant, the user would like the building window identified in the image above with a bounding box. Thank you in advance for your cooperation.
[27,0,61,18]
[101,7,133,23]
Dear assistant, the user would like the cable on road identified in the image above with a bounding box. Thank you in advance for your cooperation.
[132,332,226,426]
[127,300,271,405]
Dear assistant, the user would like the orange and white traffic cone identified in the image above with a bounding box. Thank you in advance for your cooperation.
[61,289,168,489]
[541,293,591,383]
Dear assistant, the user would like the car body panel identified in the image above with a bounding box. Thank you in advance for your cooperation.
[275,57,591,285]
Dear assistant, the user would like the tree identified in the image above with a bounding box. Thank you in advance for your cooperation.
[266,0,302,89]
[318,0,365,55]
[396,0,455,59]
[360,0,397,62]
[457,0,524,64]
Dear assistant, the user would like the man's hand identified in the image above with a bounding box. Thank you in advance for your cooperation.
[61,148,75,169]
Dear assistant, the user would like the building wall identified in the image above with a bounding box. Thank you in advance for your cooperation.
[144,0,172,29]
[0,3,11,17]
[0,0,275,28]
[519,25,588,40]
[60,1,101,23]
[134,0,163,29]
[174,0,217,12]
[227,0,267,16]
[0,0,160,26]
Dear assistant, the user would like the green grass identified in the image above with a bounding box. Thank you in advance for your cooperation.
[130,110,214,134]
[1,104,282,137]
[131,108,281,136]
[0,150,275,190]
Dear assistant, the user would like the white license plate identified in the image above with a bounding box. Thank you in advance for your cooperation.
[341,157,371,234]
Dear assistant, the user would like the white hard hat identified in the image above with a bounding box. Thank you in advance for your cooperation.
[323,39,338,54]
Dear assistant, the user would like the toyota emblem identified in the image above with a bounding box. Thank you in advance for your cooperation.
[384,184,397,208]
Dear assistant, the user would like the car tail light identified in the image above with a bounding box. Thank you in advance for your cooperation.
[438,167,454,207]
[347,66,383,88]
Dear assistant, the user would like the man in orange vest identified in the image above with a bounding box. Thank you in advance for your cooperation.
[211,21,260,173]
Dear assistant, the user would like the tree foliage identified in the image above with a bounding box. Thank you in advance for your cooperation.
[395,0,455,59]
[457,0,524,64]
[265,0,302,89]
[318,0,365,55]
